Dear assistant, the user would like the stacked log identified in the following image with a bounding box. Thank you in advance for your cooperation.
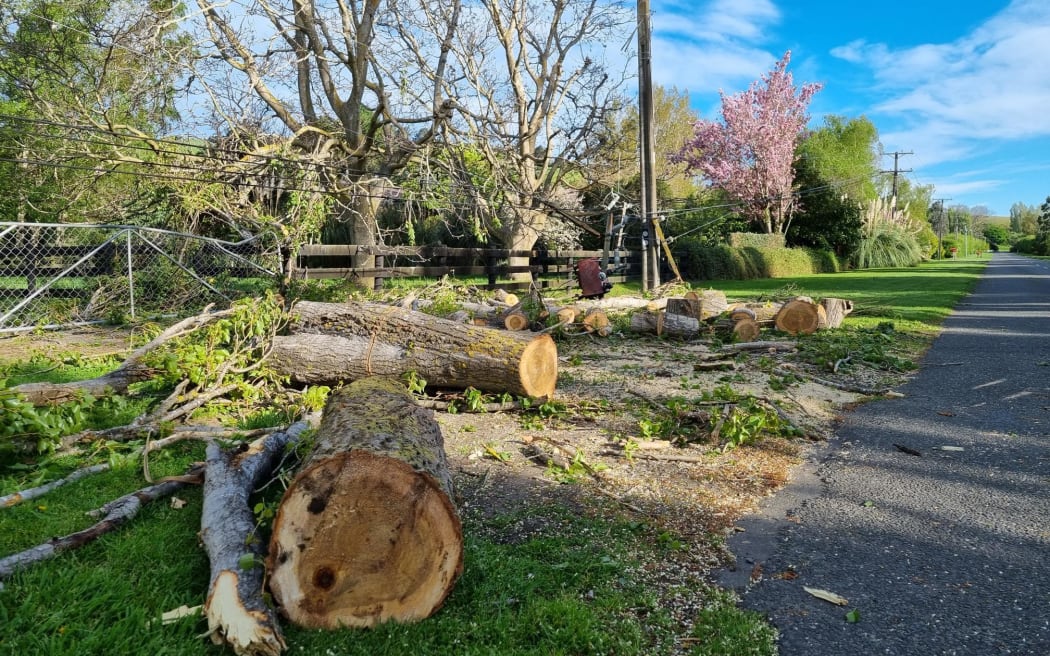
[268,378,463,629]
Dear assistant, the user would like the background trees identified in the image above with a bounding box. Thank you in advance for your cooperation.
[0,0,186,225]
[674,51,822,235]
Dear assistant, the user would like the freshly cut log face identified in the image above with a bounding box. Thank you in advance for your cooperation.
[268,379,463,629]
[774,299,821,335]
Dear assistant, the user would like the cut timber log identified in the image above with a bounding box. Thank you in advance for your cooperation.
[581,308,611,336]
[276,301,557,398]
[820,297,854,329]
[268,379,463,630]
[726,301,782,323]
[504,311,529,331]
[774,299,821,335]
[629,311,699,338]
[494,289,519,306]
[201,422,311,656]
[732,317,761,342]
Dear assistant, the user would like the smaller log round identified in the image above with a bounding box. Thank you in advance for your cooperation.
[697,289,728,320]
[555,307,579,324]
[732,317,761,342]
[775,299,821,335]
[581,308,610,334]
[504,311,529,331]
[629,310,699,338]
[728,307,757,322]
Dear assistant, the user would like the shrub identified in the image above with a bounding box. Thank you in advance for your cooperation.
[1012,236,1039,254]
[674,242,839,280]
[853,222,923,269]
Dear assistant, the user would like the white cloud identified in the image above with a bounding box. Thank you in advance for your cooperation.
[651,0,780,94]
[830,0,1050,142]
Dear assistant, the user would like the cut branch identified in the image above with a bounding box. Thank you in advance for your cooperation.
[0,464,204,588]
[201,422,312,656]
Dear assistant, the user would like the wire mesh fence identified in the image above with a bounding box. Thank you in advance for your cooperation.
[0,223,279,332]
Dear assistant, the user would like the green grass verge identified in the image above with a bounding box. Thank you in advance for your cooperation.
[701,258,989,331]
[0,444,774,655]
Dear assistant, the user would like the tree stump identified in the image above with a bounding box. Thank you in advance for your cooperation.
[819,297,854,329]
[268,378,463,630]
[774,298,821,335]
[273,301,558,398]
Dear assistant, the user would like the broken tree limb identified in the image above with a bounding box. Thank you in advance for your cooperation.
[267,378,463,629]
[0,464,204,587]
[715,341,797,355]
[8,306,234,405]
[0,463,111,508]
[276,301,557,398]
[201,421,311,656]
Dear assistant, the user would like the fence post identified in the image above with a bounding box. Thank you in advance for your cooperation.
[487,253,497,289]
[126,229,135,320]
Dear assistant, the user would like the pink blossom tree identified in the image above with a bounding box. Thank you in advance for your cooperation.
[674,52,822,234]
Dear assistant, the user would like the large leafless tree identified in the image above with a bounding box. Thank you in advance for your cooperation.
[187,0,462,285]
[402,0,633,279]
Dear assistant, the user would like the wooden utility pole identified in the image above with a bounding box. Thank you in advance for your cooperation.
[933,197,951,258]
[882,151,913,209]
[637,0,658,291]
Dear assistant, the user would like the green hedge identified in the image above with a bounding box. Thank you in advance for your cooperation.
[673,242,840,280]
[728,232,786,249]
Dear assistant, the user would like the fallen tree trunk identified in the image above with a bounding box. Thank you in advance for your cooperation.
[201,422,311,656]
[267,378,463,629]
[276,301,557,398]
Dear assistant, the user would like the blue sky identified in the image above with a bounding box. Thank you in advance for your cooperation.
[650,0,1050,215]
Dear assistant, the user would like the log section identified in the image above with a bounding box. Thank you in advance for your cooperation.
[267,378,463,630]
[276,301,557,398]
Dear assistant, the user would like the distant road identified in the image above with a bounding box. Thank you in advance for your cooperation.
[722,252,1050,655]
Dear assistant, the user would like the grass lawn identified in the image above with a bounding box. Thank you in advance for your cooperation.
[701,257,989,332]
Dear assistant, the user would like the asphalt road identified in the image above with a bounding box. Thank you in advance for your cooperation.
[720,252,1050,655]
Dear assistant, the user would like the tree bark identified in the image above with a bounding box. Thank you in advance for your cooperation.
[819,297,854,329]
[276,301,558,398]
[201,422,311,656]
[267,378,462,629]
[629,311,699,338]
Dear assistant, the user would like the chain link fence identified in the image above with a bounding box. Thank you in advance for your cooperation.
[0,223,280,332]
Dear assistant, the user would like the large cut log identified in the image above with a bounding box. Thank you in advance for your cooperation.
[201,422,311,656]
[725,301,783,323]
[774,298,821,335]
[275,301,557,398]
[267,378,463,629]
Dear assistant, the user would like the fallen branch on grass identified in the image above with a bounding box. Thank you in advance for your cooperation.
[0,463,111,509]
[9,306,234,406]
[0,463,205,589]
[201,421,311,656]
